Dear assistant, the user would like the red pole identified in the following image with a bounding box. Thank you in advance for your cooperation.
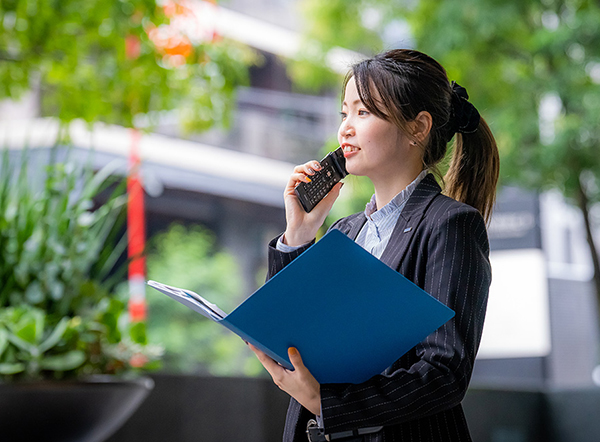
[127,128,147,322]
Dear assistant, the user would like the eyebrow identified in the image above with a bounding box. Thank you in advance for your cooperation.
[342,99,362,107]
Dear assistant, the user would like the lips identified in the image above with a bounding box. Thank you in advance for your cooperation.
[342,144,360,157]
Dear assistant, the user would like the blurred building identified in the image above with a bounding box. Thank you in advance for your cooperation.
[473,186,600,389]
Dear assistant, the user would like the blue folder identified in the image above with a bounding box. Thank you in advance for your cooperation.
[148,229,454,384]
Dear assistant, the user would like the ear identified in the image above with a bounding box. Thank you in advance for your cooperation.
[410,111,433,144]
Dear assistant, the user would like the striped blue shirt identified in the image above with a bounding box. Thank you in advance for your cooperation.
[355,169,428,259]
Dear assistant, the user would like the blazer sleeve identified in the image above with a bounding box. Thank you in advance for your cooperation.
[266,216,351,280]
[266,234,314,280]
[319,207,491,432]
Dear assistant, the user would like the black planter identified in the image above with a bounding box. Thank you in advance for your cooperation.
[0,376,154,442]
[107,374,290,442]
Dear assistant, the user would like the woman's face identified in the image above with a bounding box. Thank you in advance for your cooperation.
[338,76,413,181]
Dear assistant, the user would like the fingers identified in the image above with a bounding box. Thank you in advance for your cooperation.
[249,343,286,374]
[248,343,292,391]
[295,161,322,177]
[289,172,313,185]
[286,161,323,190]
[288,347,306,370]
[251,345,320,413]
[249,344,306,374]
[314,181,344,210]
[282,159,342,246]
[247,343,269,364]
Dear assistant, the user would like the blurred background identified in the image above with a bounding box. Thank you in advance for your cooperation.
[1,0,600,441]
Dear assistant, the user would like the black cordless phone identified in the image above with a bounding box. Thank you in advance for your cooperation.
[294,147,348,213]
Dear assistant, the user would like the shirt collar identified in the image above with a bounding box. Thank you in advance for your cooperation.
[364,169,429,219]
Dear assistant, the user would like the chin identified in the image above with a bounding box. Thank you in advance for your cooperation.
[345,165,367,177]
[344,157,364,175]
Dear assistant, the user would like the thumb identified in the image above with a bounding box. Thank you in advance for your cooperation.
[288,347,306,370]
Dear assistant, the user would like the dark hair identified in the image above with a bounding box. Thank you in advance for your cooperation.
[344,49,499,222]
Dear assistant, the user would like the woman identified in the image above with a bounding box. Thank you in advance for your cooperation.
[249,49,499,442]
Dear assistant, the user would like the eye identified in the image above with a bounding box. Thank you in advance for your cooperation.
[339,112,347,120]
[358,109,369,116]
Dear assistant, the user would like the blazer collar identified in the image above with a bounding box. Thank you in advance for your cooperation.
[345,173,442,270]
[380,173,441,269]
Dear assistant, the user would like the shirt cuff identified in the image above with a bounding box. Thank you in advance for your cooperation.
[276,235,311,252]
[316,404,324,427]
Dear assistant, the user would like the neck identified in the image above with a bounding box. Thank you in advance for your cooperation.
[372,168,424,210]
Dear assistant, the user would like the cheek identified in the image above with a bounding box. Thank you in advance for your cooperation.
[366,121,391,142]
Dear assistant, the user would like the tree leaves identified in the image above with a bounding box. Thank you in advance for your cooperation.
[404,0,600,199]
[0,0,253,131]
[296,0,600,202]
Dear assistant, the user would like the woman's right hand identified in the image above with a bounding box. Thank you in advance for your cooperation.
[282,160,343,247]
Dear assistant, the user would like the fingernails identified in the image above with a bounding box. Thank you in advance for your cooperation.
[313,162,321,170]
[307,168,314,174]
[305,177,312,183]
[288,347,298,356]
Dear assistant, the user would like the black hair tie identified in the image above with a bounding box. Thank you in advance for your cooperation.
[445,81,480,142]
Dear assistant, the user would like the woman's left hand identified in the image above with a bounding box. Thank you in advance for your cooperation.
[248,344,321,415]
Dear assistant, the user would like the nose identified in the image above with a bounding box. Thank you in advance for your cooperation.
[338,117,355,140]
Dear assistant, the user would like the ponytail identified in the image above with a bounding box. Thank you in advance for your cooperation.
[444,117,499,223]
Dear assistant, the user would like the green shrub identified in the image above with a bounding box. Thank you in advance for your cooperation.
[0,148,160,381]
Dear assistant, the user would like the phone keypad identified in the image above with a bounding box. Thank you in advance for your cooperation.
[294,147,348,212]
[307,171,336,203]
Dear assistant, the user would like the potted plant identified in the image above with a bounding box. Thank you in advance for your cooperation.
[0,148,161,442]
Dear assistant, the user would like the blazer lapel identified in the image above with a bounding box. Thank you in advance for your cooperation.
[379,174,442,270]
[330,211,367,240]
[347,213,367,240]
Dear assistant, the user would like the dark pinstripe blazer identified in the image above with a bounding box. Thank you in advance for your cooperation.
[267,174,491,442]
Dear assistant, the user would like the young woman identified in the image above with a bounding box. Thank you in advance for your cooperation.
[249,49,499,442]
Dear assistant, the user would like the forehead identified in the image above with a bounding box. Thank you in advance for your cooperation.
[343,76,382,106]
[343,77,360,105]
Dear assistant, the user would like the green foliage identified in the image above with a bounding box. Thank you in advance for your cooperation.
[299,0,382,52]
[0,150,126,313]
[295,0,600,207]
[286,42,342,94]
[0,0,254,130]
[404,0,600,198]
[145,223,262,376]
[0,149,161,380]
[287,0,385,92]
[0,307,85,376]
